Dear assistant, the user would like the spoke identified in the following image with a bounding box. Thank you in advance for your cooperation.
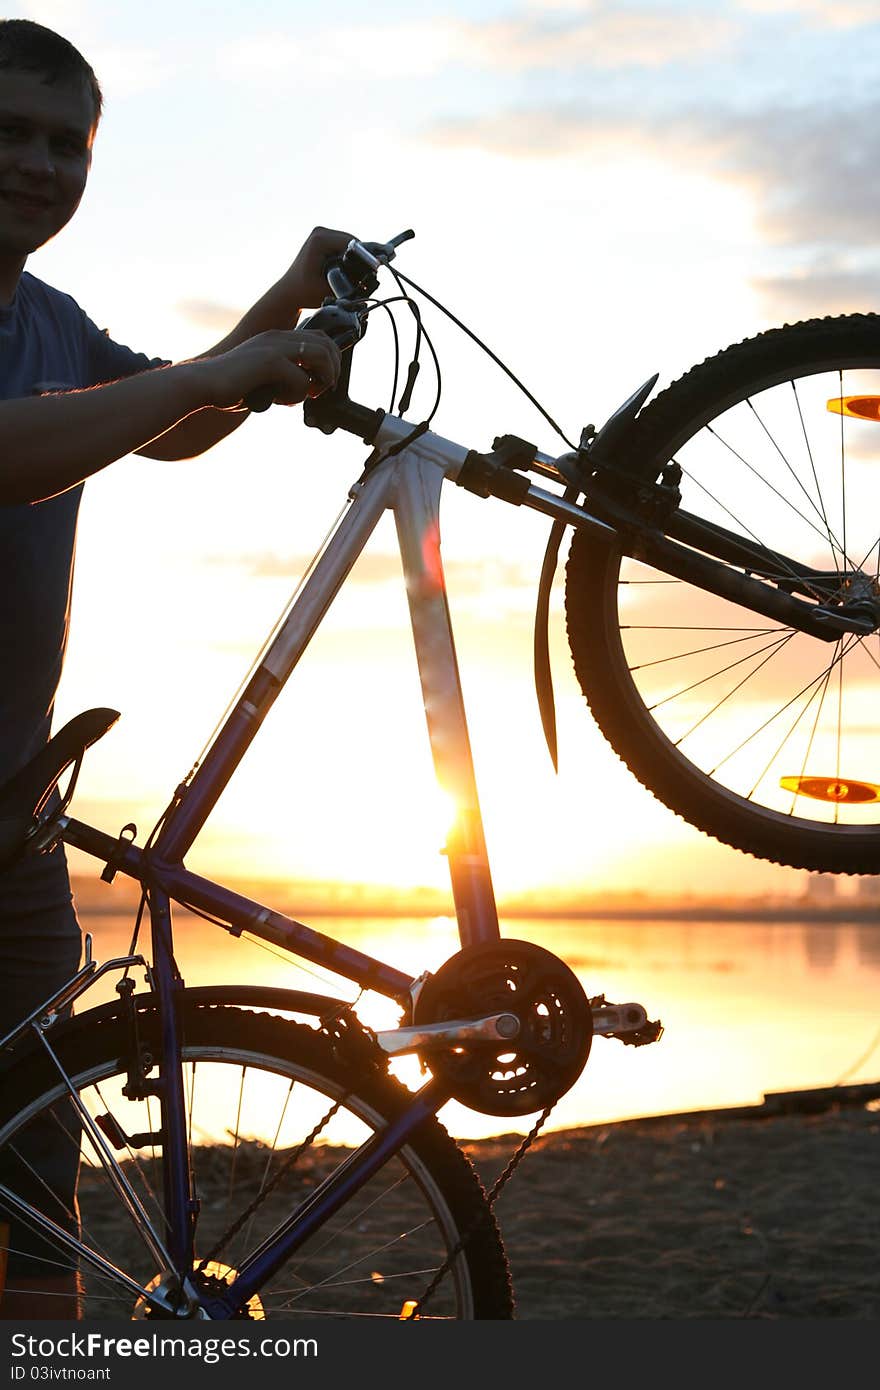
[700,426,852,587]
[748,395,848,564]
[237,1078,296,1264]
[836,646,844,826]
[31,1030,175,1276]
[748,652,837,801]
[227,1066,246,1208]
[787,653,837,815]
[0,1234,142,1306]
[270,1263,442,1300]
[708,633,860,777]
[278,1216,440,1313]
[855,634,880,674]
[676,633,797,751]
[30,1095,163,1279]
[257,1304,450,1319]
[285,1171,412,1287]
[839,369,849,584]
[2,1132,113,1281]
[647,631,793,714]
[791,379,841,572]
[0,1177,154,1305]
[186,1064,196,1197]
[849,523,880,581]
[629,627,786,673]
[203,1094,346,1267]
[0,1222,137,1307]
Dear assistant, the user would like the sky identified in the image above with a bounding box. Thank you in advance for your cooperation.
[17,0,880,900]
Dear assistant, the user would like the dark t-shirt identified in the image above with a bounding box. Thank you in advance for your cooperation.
[0,270,168,785]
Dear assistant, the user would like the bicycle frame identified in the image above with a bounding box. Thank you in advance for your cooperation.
[44,412,581,1314]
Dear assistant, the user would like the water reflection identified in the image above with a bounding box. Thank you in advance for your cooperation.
[856,923,880,968]
[77,907,880,1142]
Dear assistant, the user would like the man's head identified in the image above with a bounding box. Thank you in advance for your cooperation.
[0,20,102,276]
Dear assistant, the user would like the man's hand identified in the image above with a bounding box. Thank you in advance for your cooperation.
[196,327,342,411]
[283,226,354,311]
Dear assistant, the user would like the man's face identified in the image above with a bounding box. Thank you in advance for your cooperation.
[0,68,94,265]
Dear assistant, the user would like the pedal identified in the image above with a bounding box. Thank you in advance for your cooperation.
[590,996,664,1046]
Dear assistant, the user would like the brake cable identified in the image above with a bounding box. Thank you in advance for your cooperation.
[391,268,577,451]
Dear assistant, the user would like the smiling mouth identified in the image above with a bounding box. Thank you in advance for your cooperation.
[1,192,54,213]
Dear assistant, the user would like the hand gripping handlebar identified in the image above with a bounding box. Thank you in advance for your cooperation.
[244,231,415,414]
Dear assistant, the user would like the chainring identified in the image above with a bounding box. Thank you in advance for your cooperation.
[413,939,593,1116]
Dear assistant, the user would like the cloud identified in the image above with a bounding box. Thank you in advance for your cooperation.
[214,548,536,596]
[692,104,880,252]
[752,262,880,322]
[473,6,737,72]
[428,97,880,260]
[217,6,735,83]
[234,551,403,583]
[739,0,880,29]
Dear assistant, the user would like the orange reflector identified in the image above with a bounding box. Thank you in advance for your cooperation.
[827,395,880,422]
[780,775,880,804]
[399,1300,420,1320]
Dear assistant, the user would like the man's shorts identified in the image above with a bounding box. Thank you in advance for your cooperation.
[0,843,82,1278]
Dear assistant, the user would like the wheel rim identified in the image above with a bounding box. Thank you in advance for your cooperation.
[0,1033,484,1319]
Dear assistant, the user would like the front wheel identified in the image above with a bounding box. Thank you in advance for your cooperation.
[0,996,513,1319]
[566,313,880,873]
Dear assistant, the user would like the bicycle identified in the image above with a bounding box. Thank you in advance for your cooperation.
[0,228,878,1319]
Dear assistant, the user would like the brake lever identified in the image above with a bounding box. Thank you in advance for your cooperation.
[245,231,414,413]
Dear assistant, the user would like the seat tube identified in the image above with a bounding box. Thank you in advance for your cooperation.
[393,453,500,947]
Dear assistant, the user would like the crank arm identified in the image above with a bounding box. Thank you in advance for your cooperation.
[375,1013,521,1057]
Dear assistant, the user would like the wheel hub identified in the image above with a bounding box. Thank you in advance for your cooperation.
[132,1262,265,1320]
[838,571,880,629]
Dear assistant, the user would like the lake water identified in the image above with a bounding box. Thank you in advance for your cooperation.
[74,905,880,1142]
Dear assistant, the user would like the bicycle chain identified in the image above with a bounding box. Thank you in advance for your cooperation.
[404,1102,556,1319]
[199,1092,349,1269]
[196,1005,554,1318]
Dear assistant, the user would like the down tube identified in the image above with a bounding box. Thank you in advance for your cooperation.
[392,452,500,947]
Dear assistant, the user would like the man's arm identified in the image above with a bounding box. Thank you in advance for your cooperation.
[0,328,341,505]
[136,226,353,462]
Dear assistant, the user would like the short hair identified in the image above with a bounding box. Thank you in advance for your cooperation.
[0,19,102,129]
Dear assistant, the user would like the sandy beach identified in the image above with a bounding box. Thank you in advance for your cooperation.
[67,1090,878,1321]
[469,1099,880,1319]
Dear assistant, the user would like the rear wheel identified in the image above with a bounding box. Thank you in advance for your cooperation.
[0,996,513,1319]
[566,314,880,872]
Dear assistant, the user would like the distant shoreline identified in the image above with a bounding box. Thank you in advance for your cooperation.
[69,878,880,925]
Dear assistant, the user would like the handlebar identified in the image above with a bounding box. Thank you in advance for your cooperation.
[243,231,415,414]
